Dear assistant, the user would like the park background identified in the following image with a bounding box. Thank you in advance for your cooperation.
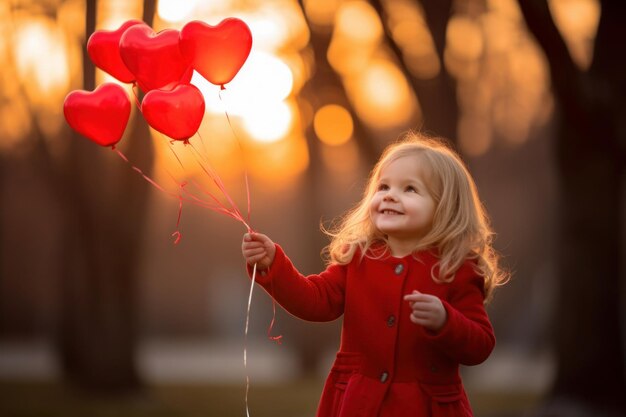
[0,0,624,416]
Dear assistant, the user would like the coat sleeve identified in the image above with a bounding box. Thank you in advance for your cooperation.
[421,264,496,366]
[246,244,347,322]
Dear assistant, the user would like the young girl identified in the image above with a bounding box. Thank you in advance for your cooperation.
[242,132,507,417]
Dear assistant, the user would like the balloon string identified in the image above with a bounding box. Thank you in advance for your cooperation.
[113,147,244,232]
[186,140,251,231]
[113,147,186,242]
[172,182,185,245]
[161,136,244,223]
[187,140,242,218]
[119,91,263,417]
[131,83,142,109]
[153,133,251,229]
[217,90,252,224]
[244,262,257,417]
[267,295,283,344]
[122,93,270,417]
[164,137,187,170]
[182,181,243,221]
[211,94,283,348]
[114,148,170,195]
[125,82,250,230]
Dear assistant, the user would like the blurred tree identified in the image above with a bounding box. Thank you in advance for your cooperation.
[518,1,626,415]
[370,0,458,142]
[55,0,156,393]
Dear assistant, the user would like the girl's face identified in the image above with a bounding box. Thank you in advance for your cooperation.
[369,154,436,252]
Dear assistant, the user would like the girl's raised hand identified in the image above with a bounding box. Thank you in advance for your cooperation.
[242,232,276,271]
[403,290,447,332]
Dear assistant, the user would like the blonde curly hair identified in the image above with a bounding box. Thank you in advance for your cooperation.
[323,132,508,302]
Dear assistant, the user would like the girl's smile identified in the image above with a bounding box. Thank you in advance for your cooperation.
[370,155,436,256]
[380,209,403,215]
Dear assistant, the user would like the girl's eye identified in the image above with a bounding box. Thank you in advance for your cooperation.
[405,186,418,193]
[377,183,389,191]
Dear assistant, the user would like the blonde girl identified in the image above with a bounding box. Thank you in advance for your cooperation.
[242,132,507,417]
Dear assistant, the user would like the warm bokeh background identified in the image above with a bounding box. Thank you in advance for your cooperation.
[1,0,624,416]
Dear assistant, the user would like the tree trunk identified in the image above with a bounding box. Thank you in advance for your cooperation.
[550,120,625,413]
[57,0,155,393]
[518,0,626,414]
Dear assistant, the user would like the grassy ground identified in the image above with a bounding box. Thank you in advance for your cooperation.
[0,379,540,417]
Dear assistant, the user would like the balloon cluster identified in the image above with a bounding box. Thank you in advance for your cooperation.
[64,18,253,147]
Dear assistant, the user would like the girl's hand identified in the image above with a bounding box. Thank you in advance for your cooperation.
[404,290,447,332]
[242,232,276,271]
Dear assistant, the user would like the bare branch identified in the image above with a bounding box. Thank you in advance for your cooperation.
[591,0,626,88]
[369,0,458,142]
[83,0,97,91]
[517,0,580,101]
[296,1,379,163]
[418,0,452,60]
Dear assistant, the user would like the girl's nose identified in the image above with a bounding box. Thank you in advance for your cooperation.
[383,191,397,201]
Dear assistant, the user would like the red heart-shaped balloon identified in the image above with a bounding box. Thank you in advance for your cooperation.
[120,25,192,92]
[180,18,252,87]
[63,83,131,147]
[87,20,145,83]
[141,84,205,141]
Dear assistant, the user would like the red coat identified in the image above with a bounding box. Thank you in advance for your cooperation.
[251,244,495,417]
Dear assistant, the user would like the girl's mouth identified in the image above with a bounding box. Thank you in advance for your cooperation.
[381,209,403,215]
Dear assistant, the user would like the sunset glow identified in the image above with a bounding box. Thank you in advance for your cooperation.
[157,0,198,23]
[2,0,602,175]
[335,1,382,44]
[314,104,353,146]
[242,100,293,143]
[227,52,294,110]
[447,16,483,62]
[549,0,600,68]
[347,59,416,128]
[14,19,70,99]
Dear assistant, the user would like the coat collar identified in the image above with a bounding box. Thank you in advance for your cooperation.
[365,241,439,265]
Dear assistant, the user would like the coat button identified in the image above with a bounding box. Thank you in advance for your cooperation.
[386,315,396,327]
[394,264,404,274]
[380,371,389,383]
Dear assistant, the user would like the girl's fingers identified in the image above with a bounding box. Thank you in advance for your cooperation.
[410,315,430,326]
[409,301,435,312]
[411,310,432,319]
[245,253,267,263]
[243,246,266,256]
[244,253,267,264]
[404,292,432,303]
[243,246,265,256]
[246,232,269,243]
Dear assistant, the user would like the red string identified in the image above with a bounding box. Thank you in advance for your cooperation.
[131,83,142,109]
[152,132,252,229]
[160,136,246,223]
[186,140,249,229]
[216,90,282,344]
[217,89,252,224]
[171,182,185,245]
[112,147,250,242]
[119,88,282,417]
[267,298,283,344]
